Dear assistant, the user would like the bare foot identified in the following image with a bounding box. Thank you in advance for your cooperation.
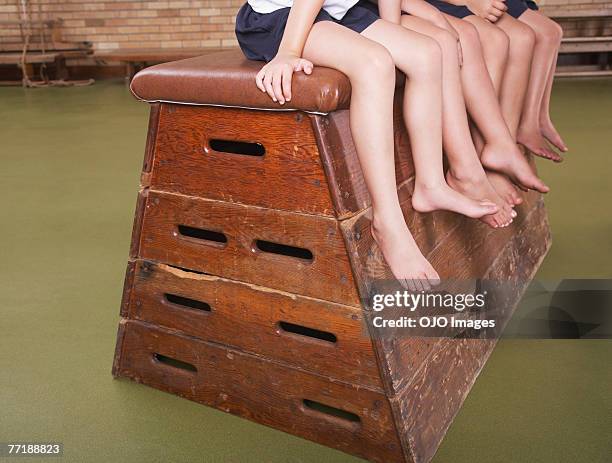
[412,182,498,219]
[371,218,440,291]
[480,142,550,193]
[446,170,515,228]
[486,171,523,207]
[517,125,563,163]
[540,118,568,153]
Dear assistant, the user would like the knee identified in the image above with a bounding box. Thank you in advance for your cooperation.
[540,18,563,45]
[509,22,536,54]
[408,36,442,79]
[351,43,395,82]
[433,28,458,57]
[457,21,480,49]
[484,27,510,62]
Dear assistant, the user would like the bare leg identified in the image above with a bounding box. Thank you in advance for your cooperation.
[465,15,509,95]
[540,45,567,151]
[495,13,536,139]
[445,15,523,206]
[360,20,499,220]
[514,11,563,161]
[302,21,439,286]
[520,10,567,153]
[463,15,529,200]
[455,15,548,193]
[399,14,514,227]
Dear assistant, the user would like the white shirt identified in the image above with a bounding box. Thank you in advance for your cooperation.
[248,0,361,20]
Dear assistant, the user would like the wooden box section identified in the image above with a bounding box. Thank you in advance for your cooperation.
[151,104,335,216]
[136,190,359,306]
[113,319,404,463]
[115,94,551,463]
[121,259,382,389]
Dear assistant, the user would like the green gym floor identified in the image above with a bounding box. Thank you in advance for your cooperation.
[1,79,611,463]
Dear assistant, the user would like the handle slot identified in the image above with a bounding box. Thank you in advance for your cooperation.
[209,139,265,157]
[254,239,313,262]
[164,293,212,313]
[302,399,361,424]
[153,353,197,373]
[177,225,228,248]
[278,321,337,344]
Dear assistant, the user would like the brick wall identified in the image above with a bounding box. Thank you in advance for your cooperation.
[0,0,610,53]
[0,0,242,51]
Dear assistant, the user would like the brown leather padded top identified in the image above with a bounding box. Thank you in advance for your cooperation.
[130,49,351,114]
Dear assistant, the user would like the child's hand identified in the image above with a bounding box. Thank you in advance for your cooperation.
[464,0,507,22]
[432,14,464,67]
[255,53,314,105]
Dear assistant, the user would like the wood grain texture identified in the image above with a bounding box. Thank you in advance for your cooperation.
[142,103,160,175]
[313,94,416,219]
[114,319,405,463]
[123,259,382,389]
[391,198,551,463]
[151,104,335,216]
[137,190,360,306]
[344,186,545,395]
[128,188,148,259]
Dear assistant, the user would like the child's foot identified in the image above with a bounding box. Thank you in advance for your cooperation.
[371,218,440,291]
[480,142,550,193]
[517,125,563,163]
[412,181,499,219]
[446,169,515,228]
[486,171,523,207]
[540,118,568,153]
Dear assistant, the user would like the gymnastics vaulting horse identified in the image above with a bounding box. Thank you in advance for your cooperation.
[112,50,550,463]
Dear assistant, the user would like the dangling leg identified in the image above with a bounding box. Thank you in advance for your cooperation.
[399,14,514,226]
[522,11,567,152]
[463,15,549,193]
[515,10,564,161]
[302,21,439,286]
[446,15,524,206]
[360,20,500,219]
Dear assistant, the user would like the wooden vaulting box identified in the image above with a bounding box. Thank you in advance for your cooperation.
[112,50,551,463]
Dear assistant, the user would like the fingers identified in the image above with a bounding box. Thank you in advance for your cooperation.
[255,68,266,93]
[255,58,314,105]
[281,65,292,102]
[491,6,505,17]
[300,59,314,75]
[486,13,499,22]
[493,0,507,11]
[271,67,285,104]
[262,71,275,102]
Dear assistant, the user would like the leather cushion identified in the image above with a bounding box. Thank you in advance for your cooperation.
[130,49,352,114]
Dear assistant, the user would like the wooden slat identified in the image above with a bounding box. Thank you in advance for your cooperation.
[547,9,612,19]
[123,259,383,389]
[151,104,335,216]
[137,190,360,306]
[113,319,405,463]
[560,37,612,53]
[556,70,612,77]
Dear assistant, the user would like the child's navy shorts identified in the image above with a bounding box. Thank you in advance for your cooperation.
[424,0,538,19]
[235,1,379,62]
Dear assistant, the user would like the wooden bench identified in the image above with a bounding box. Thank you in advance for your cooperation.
[549,9,612,77]
[0,18,93,86]
[112,50,551,463]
